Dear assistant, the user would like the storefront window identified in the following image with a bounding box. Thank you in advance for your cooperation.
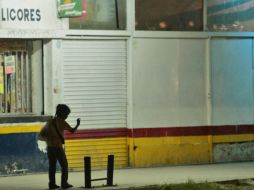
[69,0,126,30]
[135,0,203,31]
[0,40,41,114]
[207,0,254,31]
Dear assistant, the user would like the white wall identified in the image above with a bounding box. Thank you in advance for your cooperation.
[31,40,43,115]
[43,40,63,116]
[211,38,254,125]
[132,36,254,128]
[43,35,254,128]
[132,38,207,128]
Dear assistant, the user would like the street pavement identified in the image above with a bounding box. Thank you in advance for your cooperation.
[0,162,254,190]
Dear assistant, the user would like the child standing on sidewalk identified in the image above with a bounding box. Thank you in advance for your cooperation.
[46,104,80,189]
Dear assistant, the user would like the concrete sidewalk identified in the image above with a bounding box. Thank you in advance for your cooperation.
[0,162,254,190]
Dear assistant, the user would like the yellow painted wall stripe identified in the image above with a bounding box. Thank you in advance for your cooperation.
[0,124,254,169]
[0,124,44,134]
[129,136,212,167]
[128,134,254,167]
[65,137,128,170]
[213,134,254,143]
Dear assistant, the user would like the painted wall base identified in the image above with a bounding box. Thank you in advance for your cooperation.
[0,133,47,175]
[214,142,254,162]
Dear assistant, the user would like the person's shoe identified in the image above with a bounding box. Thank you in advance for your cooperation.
[48,183,60,189]
[61,183,73,189]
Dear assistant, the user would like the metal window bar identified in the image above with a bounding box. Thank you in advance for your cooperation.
[23,52,27,112]
[3,53,7,113]
[9,51,16,113]
[15,51,19,113]
[4,52,10,113]
[1,51,30,113]
[20,50,23,113]
[0,54,3,113]
[15,51,19,112]
[0,54,4,113]
[16,51,23,113]
[26,51,31,112]
[21,51,26,112]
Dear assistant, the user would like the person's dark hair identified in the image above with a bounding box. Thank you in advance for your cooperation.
[55,104,71,117]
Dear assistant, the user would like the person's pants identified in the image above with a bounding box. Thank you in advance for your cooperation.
[47,146,68,186]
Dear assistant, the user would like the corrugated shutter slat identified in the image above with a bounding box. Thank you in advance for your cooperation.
[62,40,127,129]
[62,40,128,170]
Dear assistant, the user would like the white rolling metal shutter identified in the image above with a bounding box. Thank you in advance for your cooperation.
[62,40,127,129]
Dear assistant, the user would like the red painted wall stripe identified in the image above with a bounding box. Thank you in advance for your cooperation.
[65,128,128,140]
[64,125,254,140]
[128,125,254,137]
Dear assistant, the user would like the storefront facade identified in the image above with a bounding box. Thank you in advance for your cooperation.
[0,0,65,174]
[1,0,254,174]
[0,0,130,174]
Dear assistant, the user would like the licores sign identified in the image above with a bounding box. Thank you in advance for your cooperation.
[1,8,41,22]
[0,0,63,29]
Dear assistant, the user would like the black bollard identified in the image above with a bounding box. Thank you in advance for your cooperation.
[84,156,91,188]
[84,155,114,188]
[107,155,114,186]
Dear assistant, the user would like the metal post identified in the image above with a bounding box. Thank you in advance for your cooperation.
[84,156,91,188]
[203,0,208,31]
[107,155,114,186]
[114,0,119,29]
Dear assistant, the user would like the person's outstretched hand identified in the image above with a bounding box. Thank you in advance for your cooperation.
[77,118,81,126]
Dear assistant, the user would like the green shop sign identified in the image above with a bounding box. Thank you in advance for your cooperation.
[58,0,82,17]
